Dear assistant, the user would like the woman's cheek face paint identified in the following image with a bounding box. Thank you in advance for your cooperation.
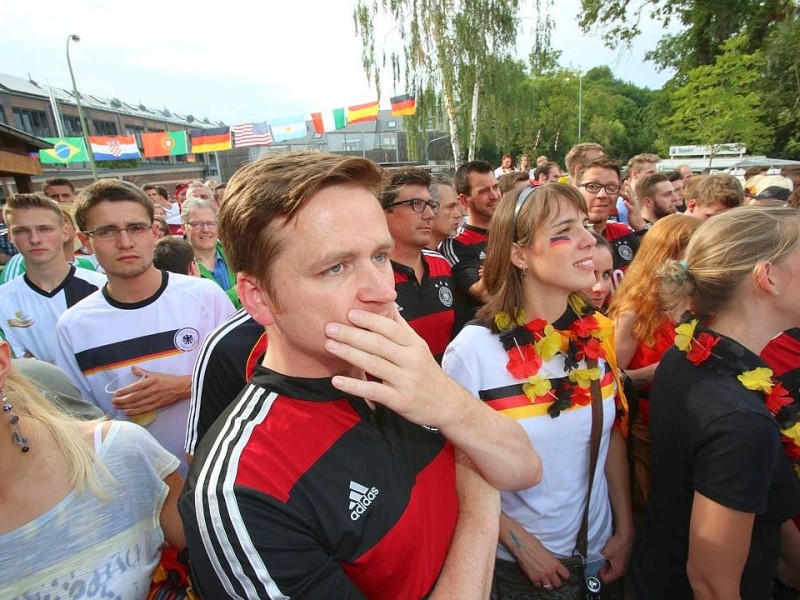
[548,235,571,247]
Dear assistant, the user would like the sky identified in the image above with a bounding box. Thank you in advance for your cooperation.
[0,0,678,126]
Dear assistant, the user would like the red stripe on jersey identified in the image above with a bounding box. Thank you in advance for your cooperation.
[486,393,531,411]
[234,397,360,502]
[407,309,454,358]
[761,330,800,378]
[341,443,457,598]
[453,225,489,246]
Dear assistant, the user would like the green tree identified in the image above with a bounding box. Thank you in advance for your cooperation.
[763,15,800,157]
[579,0,797,72]
[657,36,774,161]
[353,0,550,162]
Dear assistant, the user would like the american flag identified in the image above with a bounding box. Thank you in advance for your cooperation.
[231,121,273,148]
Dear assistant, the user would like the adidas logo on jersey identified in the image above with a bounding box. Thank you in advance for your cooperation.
[349,480,380,521]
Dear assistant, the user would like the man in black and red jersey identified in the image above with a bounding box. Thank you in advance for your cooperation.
[441,160,501,333]
[381,168,455,363]
[178,152,541,599]
[576,156,648,291]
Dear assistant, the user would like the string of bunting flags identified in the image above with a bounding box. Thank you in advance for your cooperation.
[36,94,416,164]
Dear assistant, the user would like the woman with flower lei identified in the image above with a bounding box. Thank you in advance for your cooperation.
[636,206,800,599]
[443,183,632,598]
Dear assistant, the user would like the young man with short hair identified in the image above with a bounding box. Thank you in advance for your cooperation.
[179,152,540,598]
[441,160,501,332]
[43,177,77,203]
[0,193,105,362]
[577,156,644,289]
[55,180,234,473]
[685,173,744,220]
[638,172,677,224]
[381,168,455,363]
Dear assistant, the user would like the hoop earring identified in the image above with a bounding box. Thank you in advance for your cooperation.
[2,392,30,453]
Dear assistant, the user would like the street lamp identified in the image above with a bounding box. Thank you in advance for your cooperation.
[66,34,98,180]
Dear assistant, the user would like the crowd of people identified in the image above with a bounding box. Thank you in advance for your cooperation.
[0,143,799,599]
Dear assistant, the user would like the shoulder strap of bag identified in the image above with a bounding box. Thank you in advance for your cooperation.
[574,357,604,559]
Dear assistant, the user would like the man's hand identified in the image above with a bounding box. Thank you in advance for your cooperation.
[622,192,647,232]
[325,308,541,491]
[111,366,191,415]
[325,308,463,429]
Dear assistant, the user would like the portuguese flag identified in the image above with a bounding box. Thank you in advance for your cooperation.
[391,94,416,116]
[142,131,188,157]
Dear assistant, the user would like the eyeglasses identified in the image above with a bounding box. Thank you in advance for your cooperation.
[580,182,622,196]
[386,198,440,215]
[187,221,218,229]
[82,223,153,241]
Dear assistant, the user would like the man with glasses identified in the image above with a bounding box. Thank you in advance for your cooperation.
[180,198,235,293]
[576,156,643,290]
[55,180,234,474]
[0,193,105,362]
[381,168,455,363]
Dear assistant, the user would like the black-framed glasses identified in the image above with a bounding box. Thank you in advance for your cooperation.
[386,198,440,214]
[580,182,622,196]
[82,223,153,241]
[187,220,218,229]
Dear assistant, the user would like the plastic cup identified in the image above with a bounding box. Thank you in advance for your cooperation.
[104,370,158,427]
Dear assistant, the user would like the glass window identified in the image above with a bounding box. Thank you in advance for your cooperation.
[92,119,117,136]
[13,109,50,137]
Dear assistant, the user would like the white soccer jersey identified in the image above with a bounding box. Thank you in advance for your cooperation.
[0,266,106,362]
[55,271,235,474]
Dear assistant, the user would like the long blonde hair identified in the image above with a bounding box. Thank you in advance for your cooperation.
[4,367,114,500]
[660,206,800,319]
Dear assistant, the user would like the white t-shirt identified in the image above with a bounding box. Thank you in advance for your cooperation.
[55,271,235,474]
[0,421,179,600]
[0,266,106,362]
[442,323,615,561]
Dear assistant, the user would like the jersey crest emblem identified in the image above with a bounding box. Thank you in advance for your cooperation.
[438,285,454,307]
[174,327,200,352]
[7,311,34,328]
[617,243,633,261]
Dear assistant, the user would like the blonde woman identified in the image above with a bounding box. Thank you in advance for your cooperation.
[0,340,185,598]
[637,206,800,598]
[443,183,632,598]
[607,214,699,508]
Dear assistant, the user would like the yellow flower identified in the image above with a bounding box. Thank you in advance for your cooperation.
[523,375,552,400]
[568,367,602,388]
[495,309,527,331]
[738,367,775,393]
[674,319,698,352]
[535,325,562,360]
[782,421,800,446]
[495,311,512,331]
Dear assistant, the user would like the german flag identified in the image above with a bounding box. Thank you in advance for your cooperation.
[391,94,416,116]
[347,101,379,124]
[189,127,232,153]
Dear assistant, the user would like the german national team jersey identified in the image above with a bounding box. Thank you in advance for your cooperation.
[0,253,99,284]
[185,308,267,454]
[761,328,800,401]
[180,367,458,599]
[0,266,106,362]
[603,221,639,290]
[440,224,489,333]
[392,250,455,363]
[55,271,235,474]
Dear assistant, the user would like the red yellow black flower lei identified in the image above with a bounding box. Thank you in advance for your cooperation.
[675,317,800,473]
[495,307,610,418]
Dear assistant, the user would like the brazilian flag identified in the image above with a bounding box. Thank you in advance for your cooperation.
[40,137,88,164]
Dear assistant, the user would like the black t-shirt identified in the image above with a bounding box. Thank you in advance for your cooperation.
[440,224,488,334]
[640,342,800,599]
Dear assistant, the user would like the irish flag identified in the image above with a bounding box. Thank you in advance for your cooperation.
[89,136,141,161]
